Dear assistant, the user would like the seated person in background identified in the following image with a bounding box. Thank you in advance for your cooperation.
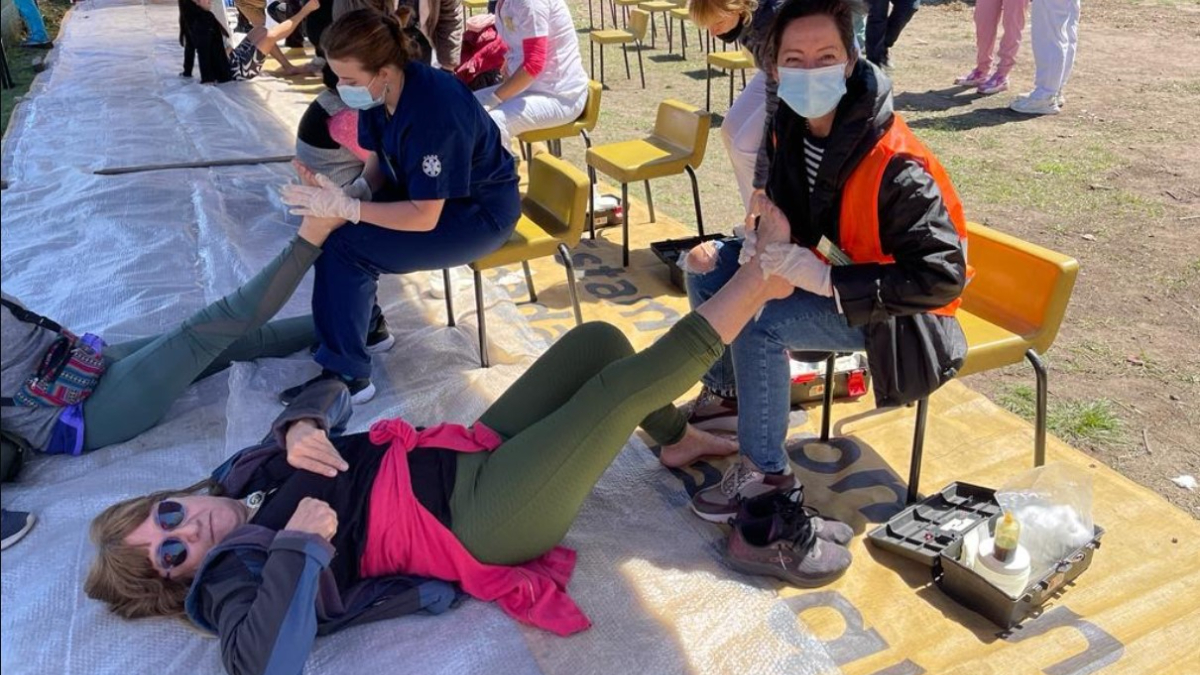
[179,0,319,83]
[86,254,804,675]
[473,0,589,153]
[0,215,343,459]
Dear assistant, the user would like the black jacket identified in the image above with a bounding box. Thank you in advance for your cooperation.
[766,60,968,407]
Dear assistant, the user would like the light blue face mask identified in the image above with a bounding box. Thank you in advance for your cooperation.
[337,75,384,111]
[776,63,848,119]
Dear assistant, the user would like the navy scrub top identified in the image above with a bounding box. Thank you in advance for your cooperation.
[358,61,518,206]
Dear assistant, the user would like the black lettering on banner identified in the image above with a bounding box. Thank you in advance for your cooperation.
[788,438,907,523]
[666,460,723,498]
[785,592,889,666]
[1005,607,1124,675]
[585,278,639,301]
[619,298,681,332]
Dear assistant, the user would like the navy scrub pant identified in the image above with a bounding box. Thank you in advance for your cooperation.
[866,0,920,65]
[313,195,520,378]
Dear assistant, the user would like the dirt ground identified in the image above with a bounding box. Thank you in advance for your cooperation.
[554,0,1200,516]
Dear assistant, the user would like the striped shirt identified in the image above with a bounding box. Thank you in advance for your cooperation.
[804,137,825,193]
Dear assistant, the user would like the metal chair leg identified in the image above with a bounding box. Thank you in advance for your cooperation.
[474,269,489,368]
[907,397,930,504]
[580,129,592,149]
[636,40,645,88]
[1027,349,1048,466]
[644,180,655,223]
[587,164,598,240]
[820,354,836,442]
[679,19,687,59]
[443,268,455,327]
[590,39,596,81]
[728,68,734,107]
[622,43,631,80]
[706,64,712,110]
[684,164,704,235]
[588,0,594,30]
[621,182,630,267]
[559,243,584,325]
[522,260,537,303]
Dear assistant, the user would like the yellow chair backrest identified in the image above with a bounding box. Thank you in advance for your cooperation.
[578,80,603,131]
[522,154,592,248]
[960,221,1079,353]
[651,99,712,169]
[629,9,651,40]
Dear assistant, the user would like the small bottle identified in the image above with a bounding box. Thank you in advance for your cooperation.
[993,511,1021,564]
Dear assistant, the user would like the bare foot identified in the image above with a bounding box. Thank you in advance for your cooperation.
[659,425,739,468]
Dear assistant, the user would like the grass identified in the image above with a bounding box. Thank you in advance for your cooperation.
[999,384,1123,448]
[1,0,71,136]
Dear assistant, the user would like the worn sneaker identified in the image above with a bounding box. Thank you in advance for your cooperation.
[737,490,855,546]
[690,459,799,523]
[1,509,36,551]
[679,387,739,434]
[726,507,852,588]
[954,68,988,86]
[1010,93,1060,116]
[280,370,376,406]
[977,73,1008,95]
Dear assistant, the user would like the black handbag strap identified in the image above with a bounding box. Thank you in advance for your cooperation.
[0,297,64,334]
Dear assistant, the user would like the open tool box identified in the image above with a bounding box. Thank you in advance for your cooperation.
[867,482,1104,629]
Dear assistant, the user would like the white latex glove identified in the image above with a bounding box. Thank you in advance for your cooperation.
[343,175,373,202]
[281,173,361,223]
[734,222,758,266]
[758,243,834,297]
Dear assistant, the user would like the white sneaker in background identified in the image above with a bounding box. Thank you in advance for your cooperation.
[1010,94,1060,116]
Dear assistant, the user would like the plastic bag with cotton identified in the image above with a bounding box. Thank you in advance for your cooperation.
[996,463,1095,579]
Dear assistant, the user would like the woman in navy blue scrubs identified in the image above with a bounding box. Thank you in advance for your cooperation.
[281,9,520,404]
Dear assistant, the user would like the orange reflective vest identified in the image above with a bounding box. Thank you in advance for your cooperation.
[837,114,971,318]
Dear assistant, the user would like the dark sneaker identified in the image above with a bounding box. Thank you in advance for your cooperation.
[1,509,36,551]
[726,505,852,587]
[280,370,375,406]
[679,387,738,434]
[737,490,855,546]
[365,314,395,353]
[690,460,799,523]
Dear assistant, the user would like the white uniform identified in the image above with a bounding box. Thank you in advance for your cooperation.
[473,0,589,151]
[1028,0,1080,100]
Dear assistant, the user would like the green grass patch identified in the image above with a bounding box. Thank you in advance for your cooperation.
[999,384,1123,448]
[1,0,72,136]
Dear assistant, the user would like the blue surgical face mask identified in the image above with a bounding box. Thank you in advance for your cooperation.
[337,75,384,111]
[776,63,848,119]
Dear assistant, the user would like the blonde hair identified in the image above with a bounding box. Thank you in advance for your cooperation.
[84,479,219,620]
[689,0,758,29]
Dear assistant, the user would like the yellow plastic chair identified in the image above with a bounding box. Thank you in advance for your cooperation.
[805,221,1079,503]
[638,0,675,49]
[585,99,711,267]
[590,9,650,89]
[668,1,704,59]
[706,47,755,111]
[516,80,602,161]
[463,0,488,15]
[443,155,591,368]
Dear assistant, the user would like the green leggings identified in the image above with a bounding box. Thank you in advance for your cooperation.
[450,314,724,565]
[82,238,321,450]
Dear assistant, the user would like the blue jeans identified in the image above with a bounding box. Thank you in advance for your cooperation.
[686,239,866,473]
[14,0,51,43]
[313,193,519,378]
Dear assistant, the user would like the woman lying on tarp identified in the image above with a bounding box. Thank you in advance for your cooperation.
[84,252,796,675]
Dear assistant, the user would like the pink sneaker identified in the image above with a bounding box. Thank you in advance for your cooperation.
[977,73,1009,95]
[954,68,988,87]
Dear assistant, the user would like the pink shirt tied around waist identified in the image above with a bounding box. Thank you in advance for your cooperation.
[360,418,591,636]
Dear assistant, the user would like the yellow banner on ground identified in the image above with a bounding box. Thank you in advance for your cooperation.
[504,197,1200,675]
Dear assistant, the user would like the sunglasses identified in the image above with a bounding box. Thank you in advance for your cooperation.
[154,500,189,572]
